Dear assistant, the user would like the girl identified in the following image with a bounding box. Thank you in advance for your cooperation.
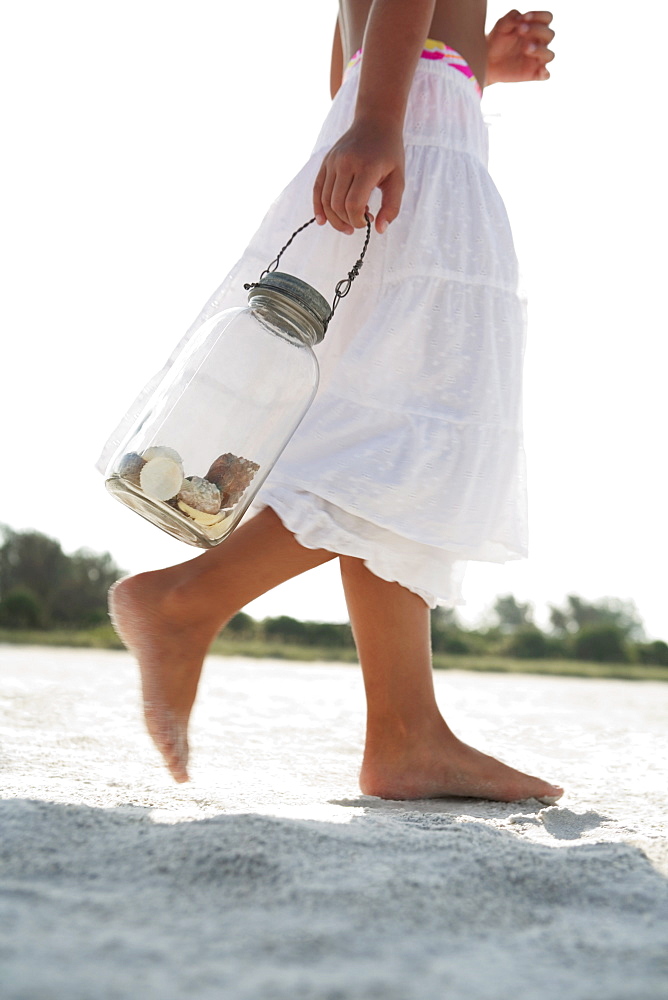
[107,1,562,803]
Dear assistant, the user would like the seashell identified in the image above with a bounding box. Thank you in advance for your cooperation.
[117,452,145,487]
[206,513,234,539]
[139,456,184,501]
[177,476,221,515]
[176,500,227,526]
[205,453,260,508]
[142,445,184,471]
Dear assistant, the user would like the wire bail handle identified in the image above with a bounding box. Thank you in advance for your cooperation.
[244,213,372,332]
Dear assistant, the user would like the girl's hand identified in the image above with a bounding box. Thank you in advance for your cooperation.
[486,10,555,85]
[313,121,405,235]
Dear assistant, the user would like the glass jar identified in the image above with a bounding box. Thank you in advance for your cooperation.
[104,271,329,547]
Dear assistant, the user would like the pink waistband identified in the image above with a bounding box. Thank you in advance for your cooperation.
[344,38,482,99]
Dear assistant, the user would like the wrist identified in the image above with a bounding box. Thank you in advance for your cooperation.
[353,107,406,135]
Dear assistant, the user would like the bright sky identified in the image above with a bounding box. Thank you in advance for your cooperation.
[2,1,667,638]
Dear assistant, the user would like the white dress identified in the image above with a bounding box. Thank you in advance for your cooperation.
[99,49,527,608]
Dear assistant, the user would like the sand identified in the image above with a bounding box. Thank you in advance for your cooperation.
[1,644,667,999]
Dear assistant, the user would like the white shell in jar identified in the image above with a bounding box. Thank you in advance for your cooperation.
[142,446,184,471]
[140,457,184,501]
[176,500,226,526]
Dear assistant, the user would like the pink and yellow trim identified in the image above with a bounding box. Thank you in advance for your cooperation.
[344,38,482,99]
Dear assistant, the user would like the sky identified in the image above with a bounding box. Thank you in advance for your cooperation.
[2,1,667,637]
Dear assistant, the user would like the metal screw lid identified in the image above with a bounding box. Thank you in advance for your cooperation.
[248,271,330,344]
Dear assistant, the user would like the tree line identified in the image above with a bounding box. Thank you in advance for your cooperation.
[0,525,123,629]
[226,594,668,666]
[429,594,668,666]
[1,525,666,666]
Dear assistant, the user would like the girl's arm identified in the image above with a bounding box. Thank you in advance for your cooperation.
[330,18,344,99]
[314,0,437,236]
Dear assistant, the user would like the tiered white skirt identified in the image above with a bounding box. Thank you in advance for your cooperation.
[100,55,528,608]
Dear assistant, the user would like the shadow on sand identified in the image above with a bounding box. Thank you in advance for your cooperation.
[1,796,667,1000]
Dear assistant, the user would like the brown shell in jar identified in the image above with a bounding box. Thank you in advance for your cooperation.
[205,453,260,508]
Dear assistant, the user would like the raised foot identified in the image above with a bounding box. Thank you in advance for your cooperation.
[109,572,215,783]
[359,732,564,804]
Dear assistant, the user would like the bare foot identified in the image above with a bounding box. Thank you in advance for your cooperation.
[359,721,564,804]
[109,571,220,782]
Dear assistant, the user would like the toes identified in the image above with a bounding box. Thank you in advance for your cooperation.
[144,704,189,781]
[165,730,190,783]
[536,786,564,805]
[162,734,189,779]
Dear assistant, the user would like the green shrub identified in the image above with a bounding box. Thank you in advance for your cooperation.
[261,616,354,648]
[431,629,472,655]
[225,612,257,638]
[0,587,46,629]
[302,621,355,648]
[574,625,630,663]
[504,626,550,659]
[263,615,308,643]
[635,640,668,666]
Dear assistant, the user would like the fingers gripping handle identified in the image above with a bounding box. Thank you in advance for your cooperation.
[244,214,372,333]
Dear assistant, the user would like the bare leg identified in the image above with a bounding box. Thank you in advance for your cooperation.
[340,557,564,803]
[110,508,335,782]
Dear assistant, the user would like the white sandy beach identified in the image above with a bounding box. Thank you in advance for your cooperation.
[1,644,667,999]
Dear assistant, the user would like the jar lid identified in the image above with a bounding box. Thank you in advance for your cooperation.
[248,271,330,343]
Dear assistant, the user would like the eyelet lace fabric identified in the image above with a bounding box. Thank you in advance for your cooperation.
[98,57,527,608]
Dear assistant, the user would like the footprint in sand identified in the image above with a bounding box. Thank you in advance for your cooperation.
[539,807,611,841]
